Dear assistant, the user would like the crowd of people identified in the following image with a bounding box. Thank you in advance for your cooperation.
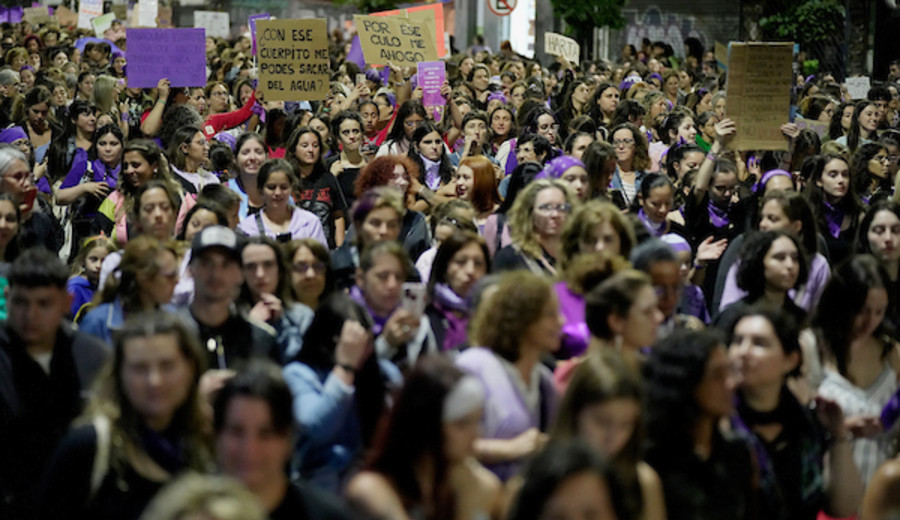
[0,12,899,520]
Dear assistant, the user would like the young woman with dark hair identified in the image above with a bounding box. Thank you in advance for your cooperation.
[815,255,898,487]
[729,306,863,520]
[286,126,347,248]
[644,329,755,520]
[803,152,865,265]
[347,355,503,520]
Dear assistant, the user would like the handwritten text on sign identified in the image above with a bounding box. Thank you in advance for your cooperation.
[725,42,793,151]
[354,14,437,67]
[544,32,579,64]
[126,28,207,88]
[257,19,329,101]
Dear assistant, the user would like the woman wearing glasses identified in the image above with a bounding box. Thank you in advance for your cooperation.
[377,100,427,157]
[166,125,219,197]
[850,142,893,203]
[286,238,335,311]
[608,123,651,210]
[493,178,577,277]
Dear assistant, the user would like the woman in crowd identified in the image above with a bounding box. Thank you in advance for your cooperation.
[347,355,503,520]
[377,100,427,157]
[238,236,315,364]
[286,237,335,311]
[214,362,350,518]
[284,292,397,492]
[407,122,456,213]
[227,132,268,220]
[56,123,123,255]
[814,255,898,486]
[537,155,590,202]
[804,152,865,265]
[855,200,900,327]
[729,305,863,519]
[609,123,650,209]
[493,178,576,276]
[166,125,218,196]
[355,155,431,261]
[644,329,756,520]
[553,352,666,520]
[79,235,179,345]
[851,141,893,202]
[837,100,879,153]
[456,270,562,481]
[456,154,501,228]
[350,241,436,371]
[589,82,621,130]
[828,101,855,142]
[633,172,680,237]
[39,310,212,519]
[425,231,490,353]
[94,139,181,245]
[509,440,632,520]
[326,111,368,208]
[715,230,809,329]
[238,159,327,246]
[489,104,516,158]
[286,126,346,248]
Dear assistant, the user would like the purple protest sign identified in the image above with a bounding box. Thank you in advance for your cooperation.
[126,28,207,88]
[249,13,270,56]
[418,61,445,106]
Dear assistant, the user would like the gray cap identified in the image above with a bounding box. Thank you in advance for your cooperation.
[190,225,243,262]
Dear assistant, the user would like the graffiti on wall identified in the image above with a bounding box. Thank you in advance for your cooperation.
[610,4,740,59]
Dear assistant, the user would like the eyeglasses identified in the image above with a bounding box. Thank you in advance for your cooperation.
[612,138,635,147]
[873,155,891,164]
[537,123,559,132]
[536,203,571,214]
[293,261,326,274]
[404,119,424,128]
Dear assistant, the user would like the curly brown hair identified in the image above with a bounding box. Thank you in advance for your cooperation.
[469,270,553,362]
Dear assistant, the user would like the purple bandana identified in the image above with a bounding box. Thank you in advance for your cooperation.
[638,208,667,237]
[708,200,730,228]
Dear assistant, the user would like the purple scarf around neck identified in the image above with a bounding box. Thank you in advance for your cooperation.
[708,200,730,228]
[638,208,667,237]
[822,200,844,238]
[91,159,120,188]
[350,285,391,336]
[433,283,469,351]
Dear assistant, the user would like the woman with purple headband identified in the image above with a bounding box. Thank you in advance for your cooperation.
[537,155,589,202]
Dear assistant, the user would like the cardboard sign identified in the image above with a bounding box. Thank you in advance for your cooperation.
[126,28,207,88]
[725,42,793,151]
[249,13,271,55]
[257,19,329,101]
[54,5,77,27]
[845,76,871,100]
[23,7,51,25]
[138,0,158,27]
[354,14,437,67]
[714,41,728,71]
[194,11,230,39]
[78,0,103,30]
[92,12,115,38]
[795,118,829,139]
[373,4,445,57]
[545,32,579,63]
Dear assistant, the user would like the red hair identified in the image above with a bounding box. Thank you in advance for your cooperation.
[459,155,500,213]
[355,155,419,201]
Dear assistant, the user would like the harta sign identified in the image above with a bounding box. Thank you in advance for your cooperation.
[487,0,516,16]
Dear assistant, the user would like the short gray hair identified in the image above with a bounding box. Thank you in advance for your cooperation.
[0,144,28,178]
[0,69,18,86]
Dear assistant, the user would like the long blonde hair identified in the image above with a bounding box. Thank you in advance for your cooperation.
[507,178,576,259]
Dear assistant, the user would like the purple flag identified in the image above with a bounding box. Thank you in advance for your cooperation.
[347,35,365,69]
[126,28,207,88]
[248,13,270,56]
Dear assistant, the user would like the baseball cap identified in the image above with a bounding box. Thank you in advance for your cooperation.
[190,225,243,262]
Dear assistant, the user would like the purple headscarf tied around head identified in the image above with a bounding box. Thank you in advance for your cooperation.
[212,132,236,151]
[487,91,507,104]
[648,72,663,84]
[0,126,27,144]
[661,233,691,253]
[19,65,34,74]
[619,75,642,94]
[752,169,792,193]
[536,155,585,180]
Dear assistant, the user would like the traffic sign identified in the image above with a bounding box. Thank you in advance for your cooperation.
[487,0,516,17]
